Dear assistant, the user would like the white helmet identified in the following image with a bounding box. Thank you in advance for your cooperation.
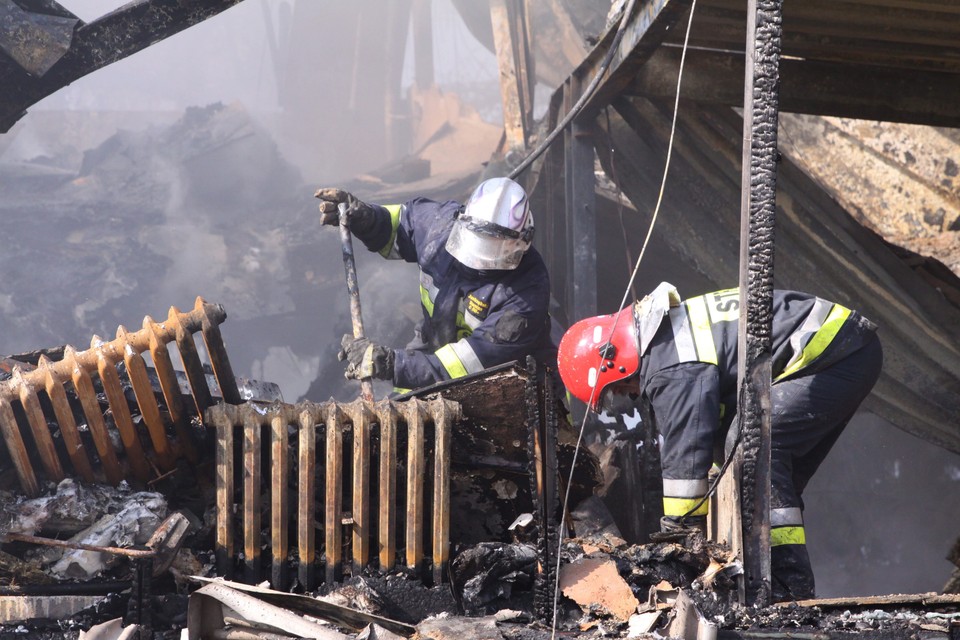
[445,177,534,270]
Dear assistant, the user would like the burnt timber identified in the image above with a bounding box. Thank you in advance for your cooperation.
[0,0,248,133]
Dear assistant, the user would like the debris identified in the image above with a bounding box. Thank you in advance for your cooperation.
[558,557,640,622]
[414,614,503,640]
[0,595,109,625]
[78,617,141,640]
[356,622,408,640]
[0,479,129,538]
[626,610,661,637]
[190,577,416,636]
[49,491,167,580]
[569,495,626,545]
[186,582,348,640]
[667,589,717,640]
[145,511,198,577]
[450,543,537,616]
[646,580,679,611]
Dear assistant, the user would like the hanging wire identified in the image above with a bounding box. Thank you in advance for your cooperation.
[549,0,700,636]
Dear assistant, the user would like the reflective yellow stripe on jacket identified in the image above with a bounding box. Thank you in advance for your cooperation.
[419,270,438,316]
[670,298,718,365]
[435,339,484,380]
[775,300,851,381]
[378,204,403,258]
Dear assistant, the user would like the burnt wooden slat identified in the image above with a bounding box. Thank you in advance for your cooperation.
[271,412,290,590]
[564,75,598,320]
[490,0,534,150]
[242,413,262,582]
[214,409,235,579]
[39,356,94,483]
[196,296,242,405]
[403,401,425,574]
[298,407,318,590]
[431,398,456,584]
[377,401,398,571]
[325,404,344,585]
[0,397,40,497]
[350,400,373,573]
[144,316,198,464]
[14,370,64,482]
[573,0,690,117]
[169,306,213,418]
[67,347,124,486]
[119,328,176,469]
[95,344,151,483]
[665,13,960,74]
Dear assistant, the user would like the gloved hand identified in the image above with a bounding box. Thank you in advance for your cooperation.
[314,188,378,234]
[338,334,395,381]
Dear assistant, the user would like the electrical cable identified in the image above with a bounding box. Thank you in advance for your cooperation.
[507,0,640,181]
[549,0,700,636]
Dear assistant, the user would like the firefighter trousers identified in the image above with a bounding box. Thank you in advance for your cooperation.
[767,332,883,600]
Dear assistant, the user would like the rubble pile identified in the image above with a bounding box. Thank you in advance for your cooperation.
[0,473,958,639]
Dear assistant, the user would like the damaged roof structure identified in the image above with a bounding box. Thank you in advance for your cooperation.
[0,0,959,639]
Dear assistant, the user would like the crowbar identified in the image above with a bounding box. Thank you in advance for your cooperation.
[338,201,374,402]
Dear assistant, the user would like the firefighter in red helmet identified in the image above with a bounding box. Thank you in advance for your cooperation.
[557,283,883,602]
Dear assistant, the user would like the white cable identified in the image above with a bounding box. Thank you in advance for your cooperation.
[549,0,699,636]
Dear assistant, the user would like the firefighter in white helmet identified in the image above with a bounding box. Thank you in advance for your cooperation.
[316,177,558,391]
[557,283,883,602]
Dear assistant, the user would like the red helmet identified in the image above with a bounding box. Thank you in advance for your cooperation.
[558,306,640,410]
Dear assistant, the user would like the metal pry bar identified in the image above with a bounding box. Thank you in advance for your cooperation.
[338,201,374,402]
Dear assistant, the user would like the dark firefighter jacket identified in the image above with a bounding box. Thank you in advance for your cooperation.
[352,197,556,391]
[637,288,878,518]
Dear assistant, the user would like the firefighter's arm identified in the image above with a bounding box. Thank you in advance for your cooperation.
[315,187,405,257]
[392,279,549,390]
[643,362,721,517]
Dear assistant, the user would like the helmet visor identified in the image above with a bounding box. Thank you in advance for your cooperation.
[446,216,529,270]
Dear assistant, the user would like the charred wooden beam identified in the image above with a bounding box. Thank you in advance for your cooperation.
[0,0,247,132]
[567,0,690,119]
[563,77,598,320]
[0,0,78,77]
[736,0,781,607]
[490,0,534,150]
[625,46,960,128]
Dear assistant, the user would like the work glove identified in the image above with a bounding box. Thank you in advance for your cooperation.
[314,187,378,235]
[338,334,395,381]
